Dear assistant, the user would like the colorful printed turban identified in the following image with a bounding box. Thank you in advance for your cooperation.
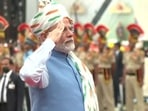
[30,1,70,37]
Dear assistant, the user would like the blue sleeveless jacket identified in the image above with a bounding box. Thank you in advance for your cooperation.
[29,50,85,111]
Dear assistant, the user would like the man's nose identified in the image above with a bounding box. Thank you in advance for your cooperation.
[66,28,74,36]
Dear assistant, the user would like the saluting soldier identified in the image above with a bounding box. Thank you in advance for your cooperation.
[94,25,115,111]
[123,23,145,111]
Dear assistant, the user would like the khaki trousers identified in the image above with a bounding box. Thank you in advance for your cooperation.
[96,74,115,111]
[125,75,144,111]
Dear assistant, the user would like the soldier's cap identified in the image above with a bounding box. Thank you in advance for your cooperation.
[96,24,109,33]
[84,23,95,33]
[0,16,9,31]
[74,22,83,29]
[127,24,144,35]
[17,23,30,32]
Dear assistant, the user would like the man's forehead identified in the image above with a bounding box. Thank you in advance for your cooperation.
[63,17,73,25]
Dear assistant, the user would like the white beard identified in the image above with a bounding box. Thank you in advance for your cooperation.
[55,41,75,53]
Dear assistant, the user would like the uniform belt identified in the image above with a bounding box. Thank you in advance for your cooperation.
[98,69,104,74]
[127,72,136,76]
[98,68,112,82]
[99,68,111,74]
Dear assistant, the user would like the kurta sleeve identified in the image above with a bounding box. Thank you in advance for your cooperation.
[19,38,55,88]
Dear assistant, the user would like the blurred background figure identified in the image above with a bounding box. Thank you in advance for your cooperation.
[112,41,125,110]
[73,22,84,49]
[17,23,30,45]
[83,23,96,51]
[95,24,109,53]
[94,45,115,111]
[17,23,30,47]
[0,16,9,42]
[0,57,25,111]
[94,24,115,111]
[123,23,145,111]
[116,22,126,41]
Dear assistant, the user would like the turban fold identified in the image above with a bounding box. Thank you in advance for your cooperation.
[30,1,70,37]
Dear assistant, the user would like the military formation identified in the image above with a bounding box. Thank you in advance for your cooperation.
[74,23,145,111]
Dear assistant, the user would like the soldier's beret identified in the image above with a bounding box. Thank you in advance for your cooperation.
[127,24,144,34]
[0,16,9,31]
[74,22,83,29]
[17,23,30,32]
[84,23,95,33]
[96,24,109,33]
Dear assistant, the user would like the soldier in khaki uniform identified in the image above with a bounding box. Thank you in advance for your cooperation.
[123,23,145,111]
[94,46,115,111]
[73,22,84,49]
[94,24,115,111]
[84,43,99,82]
